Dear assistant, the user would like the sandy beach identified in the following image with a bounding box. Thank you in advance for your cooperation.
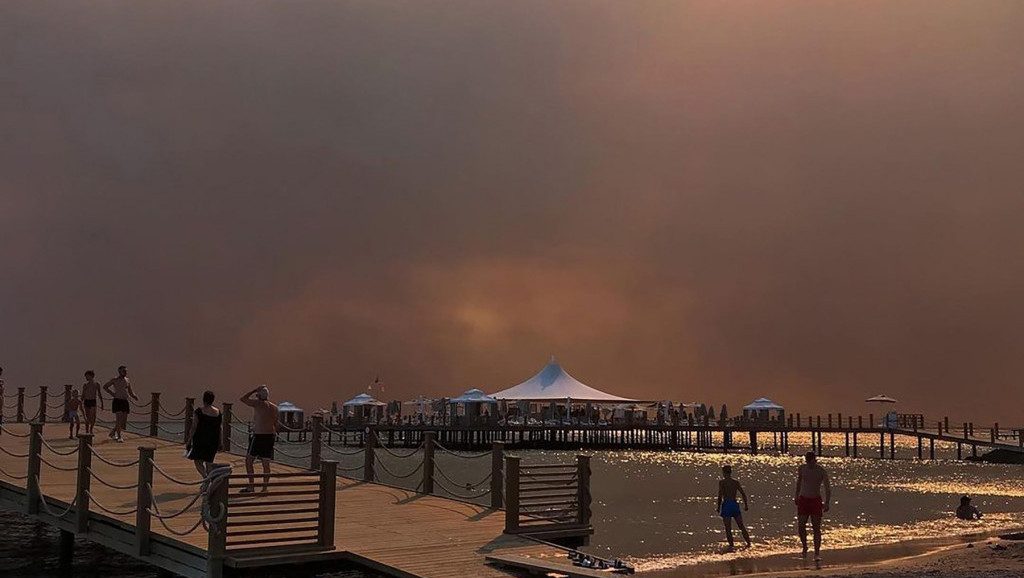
[758,535,1024,578]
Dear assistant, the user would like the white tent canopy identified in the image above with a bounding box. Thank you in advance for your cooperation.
[491,358,636,402]
[450,388,498,404]
[343,393,386,407]
[278,401,303,413]
[865,394,898,403]
[743,397,784,411]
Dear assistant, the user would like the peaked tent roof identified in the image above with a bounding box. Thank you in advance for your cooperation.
[490,358,636,402]
[743,397,784,411]
[343,393,386,407]
[450,388,498,404]
[278,401,303,413]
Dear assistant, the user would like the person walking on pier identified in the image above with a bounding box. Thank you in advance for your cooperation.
[67,389,82,439]
[795,451,831,561]
[716,465,752,550]
[240,385,277,493]
[81,370,103,434]
[185,390,222,480]
[103,365,138,442]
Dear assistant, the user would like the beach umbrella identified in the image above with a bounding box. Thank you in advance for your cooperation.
[707,405,717,421]
[865,394,898,404]
[720,404,729,422]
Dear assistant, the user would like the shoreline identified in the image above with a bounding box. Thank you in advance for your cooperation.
[640,526,1024,577]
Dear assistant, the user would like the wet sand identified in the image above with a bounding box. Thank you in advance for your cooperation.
[644,528,1024,577]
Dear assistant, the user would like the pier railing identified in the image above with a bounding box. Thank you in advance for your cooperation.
[503,455,592,537]
[0,420,338,578]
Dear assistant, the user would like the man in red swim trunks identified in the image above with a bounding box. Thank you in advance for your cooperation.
[795,451,831,561]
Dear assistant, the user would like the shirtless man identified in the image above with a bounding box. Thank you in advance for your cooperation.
[240,385,278,493]
[795,451,831,561]
[716,465,752,550]
[81,370,104,434]
[103,365,138,442]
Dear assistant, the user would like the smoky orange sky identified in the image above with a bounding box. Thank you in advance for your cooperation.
[2,1,1024,423]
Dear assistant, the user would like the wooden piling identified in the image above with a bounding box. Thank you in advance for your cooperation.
[135,446,155,556]
[311,414,324,470]
[183,398,195,443]
[491,442,504,509]
[422,432,435,494]
[577,455,592,527]
[16,387,25,422]
[318,460,338,547]
[39,386,48,423]
[504,456,520,533]
[206,465,229,578]
[27,422,43,514]
[221,403,233,453]
[75,434,92,533]
[363,427,376,482]
[148,393,160,437]
[64,385,73,422]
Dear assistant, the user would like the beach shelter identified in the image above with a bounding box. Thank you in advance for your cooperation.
[742,397,785,422]
[342,393,386,425]
[866,394,899,427]
[449,388,499,426]
[865,394,898,404]
[277,401,305,429]
[491,357,636,420]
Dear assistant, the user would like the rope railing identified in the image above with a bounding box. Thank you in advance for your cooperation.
[0,464,28,480]
[0,445,30,458]
[39,454,79,472]
[0,425,31,438]
[434,441,490,459]
[337,463,365,474]
[227,422,250,434]
[321,444,364,456]
[273,445,313,459]
[3,399,18,409]
[159,405,187,418]
[38,434,80,456]
[129,409,151,416]
[88,467,140,490]
[147,483,206,519]
[148,459,204,486]
[85,490,138,516]
[45,402,66,410]
[23,391,42,399]
[131,399,153,408]
[373,435,424,458]
[434,477,492,500]
[435,465,492,491]
[373,459,424,480]
[36,478,79,519]
[154,423,184,435]
[88,446,140,468]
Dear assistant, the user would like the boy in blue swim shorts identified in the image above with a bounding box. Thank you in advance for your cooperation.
[717,465,752,550]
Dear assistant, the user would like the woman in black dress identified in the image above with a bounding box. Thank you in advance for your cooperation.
[185,390,222,478]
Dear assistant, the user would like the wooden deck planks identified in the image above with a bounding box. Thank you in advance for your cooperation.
[0,423,563,578]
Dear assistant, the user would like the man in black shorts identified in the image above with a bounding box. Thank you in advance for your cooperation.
[240,385,278,492]
[103,365,138,442]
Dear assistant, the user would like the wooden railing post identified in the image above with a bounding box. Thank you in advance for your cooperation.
[363,427,376,482]
[27,422,43,514]
[63,385,73,422]
[318,460,337,547]
[136,446,155,555]
[149,393,160,437]
[221,402,233,453]
[504,456,520,533]
[576,454,592,527]
[39,386,48,423]
[311,414,324,470]
[75,434,93,533]
[206,464,230,578]
[490,441,504,509]
[16,387,25,422]
[183,397,195,442]
[422,432,435,494]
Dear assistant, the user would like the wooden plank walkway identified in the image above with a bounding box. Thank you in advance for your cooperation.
[0,423,564,578]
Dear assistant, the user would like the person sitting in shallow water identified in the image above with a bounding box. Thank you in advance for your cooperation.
[956,495,982,520]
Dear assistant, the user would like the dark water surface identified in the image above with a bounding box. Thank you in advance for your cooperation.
[0,511,384,578]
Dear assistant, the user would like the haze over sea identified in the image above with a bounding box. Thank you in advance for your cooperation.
[4,432,1022,577]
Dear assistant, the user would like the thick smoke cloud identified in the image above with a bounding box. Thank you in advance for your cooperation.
[2,1,1023,422]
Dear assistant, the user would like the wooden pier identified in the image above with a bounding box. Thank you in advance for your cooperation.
[0,388,597,578]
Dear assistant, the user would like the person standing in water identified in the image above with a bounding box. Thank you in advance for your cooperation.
[81,370,104,434]
[795,451,831,561]
[240,385,277,493]
[67,389,82,439]
[716,465,752,550]
[103,365,138,442]
[956,496,982,520]
[185,390,222,480]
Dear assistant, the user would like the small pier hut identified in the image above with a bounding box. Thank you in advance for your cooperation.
[449,389,499,426]
[342,393,386,426]
[742,397,785,424]
[277,401,305,429]
[491,357,636,423]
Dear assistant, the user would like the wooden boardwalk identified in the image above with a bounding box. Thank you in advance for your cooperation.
[0,422,567,578]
